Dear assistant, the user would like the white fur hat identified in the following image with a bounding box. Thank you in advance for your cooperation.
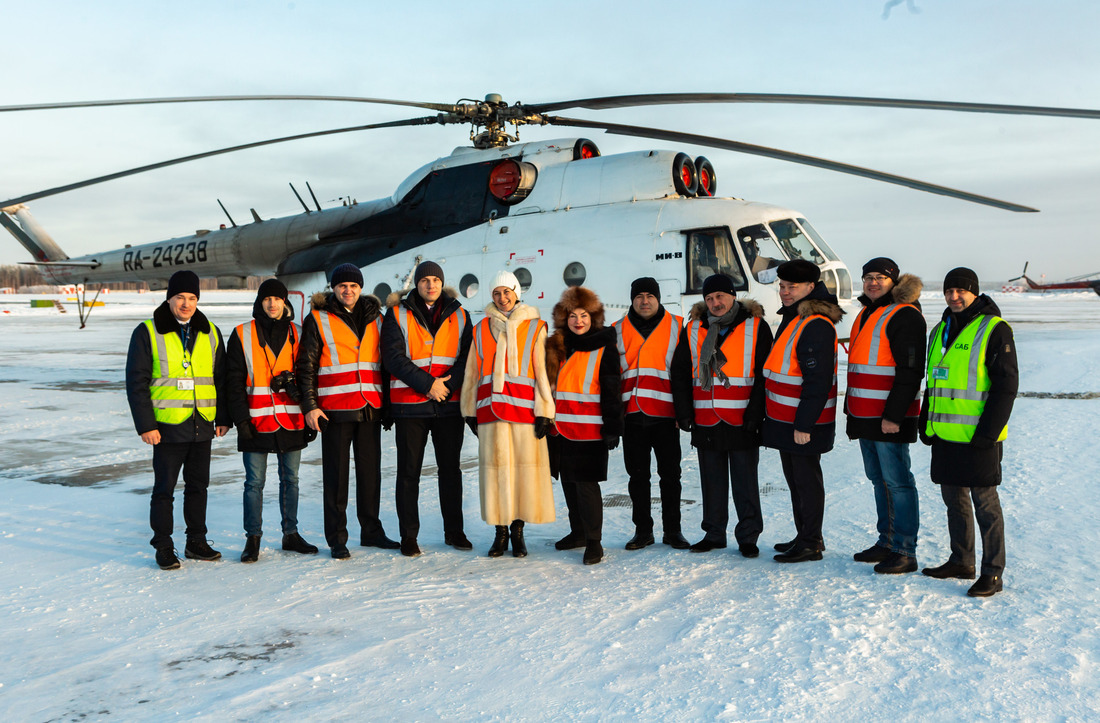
[490,270,521,299]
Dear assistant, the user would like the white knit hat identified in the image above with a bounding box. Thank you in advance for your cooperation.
[490,270,521,299]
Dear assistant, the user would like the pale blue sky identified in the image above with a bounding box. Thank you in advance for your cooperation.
[2,0,1098,283]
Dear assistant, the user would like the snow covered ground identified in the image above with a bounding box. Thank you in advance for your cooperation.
[1,289,1098,721]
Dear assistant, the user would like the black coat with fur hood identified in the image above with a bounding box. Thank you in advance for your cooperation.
[762,281,844,455]
[381,286,472,418]
[295,291,389,424]
[671,298,773,451]
[844,273,927,444]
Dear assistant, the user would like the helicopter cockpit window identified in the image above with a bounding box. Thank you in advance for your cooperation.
[796,218,840,262]
[686,228,747,294]
[769,219,825,266]
[737,224,784,284]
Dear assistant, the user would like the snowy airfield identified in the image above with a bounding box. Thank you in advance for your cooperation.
[1,289,1098,722]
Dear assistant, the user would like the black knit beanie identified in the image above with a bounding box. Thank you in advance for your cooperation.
[943,267,980,295]
[166,270,200,300]
[330,263,363,287]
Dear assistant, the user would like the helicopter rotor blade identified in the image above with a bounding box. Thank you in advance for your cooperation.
[0,95,460,114]
[0,116,440,208]
[548,116,1039,212]
[531,93,1100,120]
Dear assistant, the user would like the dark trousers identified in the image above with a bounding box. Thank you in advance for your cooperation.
[779,451,825,550]
[394,416,465,541]
[623,417,683,535]
[562,479,603,542]
[149,440,211,550]
[321,419,383,547]
[698,447,762,546]
[940,484,1006,575]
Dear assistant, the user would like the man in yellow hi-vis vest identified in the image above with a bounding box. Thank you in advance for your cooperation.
[126,270,229,570]
[919,267,1018,598]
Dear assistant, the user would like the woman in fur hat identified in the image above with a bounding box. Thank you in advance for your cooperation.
[460,271,556,558]
[545,286,623,565]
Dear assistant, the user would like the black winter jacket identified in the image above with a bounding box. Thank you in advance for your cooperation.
[919,294,1018,486]
[844,273,927,444]
[671,299,773,451]
[381,287,473,418]
[762,281,844,456]
[225,297,314,454]
[125,301,229,443]
[296,292,389,425]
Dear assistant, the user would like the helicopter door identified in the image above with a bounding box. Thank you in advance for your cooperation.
[658,278,682,316]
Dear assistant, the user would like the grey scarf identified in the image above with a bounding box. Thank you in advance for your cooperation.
[699,302,741,391]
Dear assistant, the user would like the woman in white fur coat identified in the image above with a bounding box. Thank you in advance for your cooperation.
[460,271,556,558]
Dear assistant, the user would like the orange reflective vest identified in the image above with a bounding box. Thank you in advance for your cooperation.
[311,309,383,411]
[388,305,467,408]
[236,320,305,432]
[472,318,544,425]
[687,317,760,427]
[614,311,682,418]
[764,315,838,425]
[554,347,606,441]
[846,304,920,420]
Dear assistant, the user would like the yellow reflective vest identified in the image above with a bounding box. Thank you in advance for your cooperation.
[925,314,1008,444]
[145,319,218,425]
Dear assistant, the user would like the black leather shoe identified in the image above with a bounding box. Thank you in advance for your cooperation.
[488,526,509,557]
[281,532,319,555]
[625,531,655,550]
[739,543,760,559]
[662,531,691,549]
[774,546,823,563]
[510,520,527,558]
[444,532,473,551]
[555,532,586,550]
[921,561,976,579]
[690,538,727,553]
[773,538,797,553]
[967,574,1003,597]
[853,545,891,563]
[874,552,918,574]
[185,538,222,561]
[583,541,604,565]
[331,544,350,559]
[400,538,422,557]
[156,547,181,570]
[360,534,401,550]
[241,535,261,563]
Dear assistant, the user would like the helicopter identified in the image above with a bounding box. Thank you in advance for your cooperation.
[1009,262,1100,296]
[3,91,1100,329]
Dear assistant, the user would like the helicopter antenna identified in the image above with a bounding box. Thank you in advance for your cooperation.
[306,182,322,212]
[289,182,311,214]
[217,199,237,228]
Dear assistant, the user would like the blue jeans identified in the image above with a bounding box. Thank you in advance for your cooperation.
[859,439,919,556]
[243,450,302,537]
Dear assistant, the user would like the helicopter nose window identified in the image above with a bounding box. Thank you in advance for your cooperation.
[685,228,747,294]
[563,262,586,287]
[835,267,853,300]
[737,224,784,284]
[373,282,392,300]
[459,274,479,298]
[796,218,840,262]
[769,219,825,266]
[514,267,533,292]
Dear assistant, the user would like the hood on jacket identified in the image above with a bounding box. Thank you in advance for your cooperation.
[551,286,605,333]
[858,273,923,308]
[688,298,765,323]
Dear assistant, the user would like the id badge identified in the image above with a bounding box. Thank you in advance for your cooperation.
[177,379,196,391]
[932,366,950,381]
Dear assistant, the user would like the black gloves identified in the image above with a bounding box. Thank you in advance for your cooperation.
[534,417,553,439]
[465,417,478,437]
[677,417,693,432]
[603,435,620,450]
[380,415,394,432]
[237,421,256,441]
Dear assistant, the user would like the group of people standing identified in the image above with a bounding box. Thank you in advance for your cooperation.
[126,256,1016,597]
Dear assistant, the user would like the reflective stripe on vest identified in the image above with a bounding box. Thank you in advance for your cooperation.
[554,347,605,441]
[614,311,682,418]
[473,318,543,425]
[925,314,1007,443]
[389,305,466,407]
[763,314,838,425]
[687,317,758,427]
[312,309,383,411]
[145,319,218,425]
[238,320,304,432]
[846,303,920,420]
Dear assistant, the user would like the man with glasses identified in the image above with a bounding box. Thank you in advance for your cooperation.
[844,258,926,574]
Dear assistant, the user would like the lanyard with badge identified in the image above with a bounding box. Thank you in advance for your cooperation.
[931,317,951,381]
[178,324,196,391]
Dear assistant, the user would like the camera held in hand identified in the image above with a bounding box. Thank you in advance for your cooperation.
[271,370,300,403]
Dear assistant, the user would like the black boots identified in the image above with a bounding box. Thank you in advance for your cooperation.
[583,540,604,565]
[625,531,655,550]
[241,535,261,563]
[853,545,891,563]
[967,575,1003,597]
[509,520,527,558]
[282,532,319,555]
[488,526,509,557]
[156,547,180,570]
[184,538,221,561]
[874,552,918,574]
[555,532,585,550]
[921,561,977,579]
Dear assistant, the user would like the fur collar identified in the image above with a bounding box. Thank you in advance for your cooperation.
[153,300,211,335]
[688,298,764,323]
[858,273,923,308]
[386,285,459,309]
[796,297,845,323]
